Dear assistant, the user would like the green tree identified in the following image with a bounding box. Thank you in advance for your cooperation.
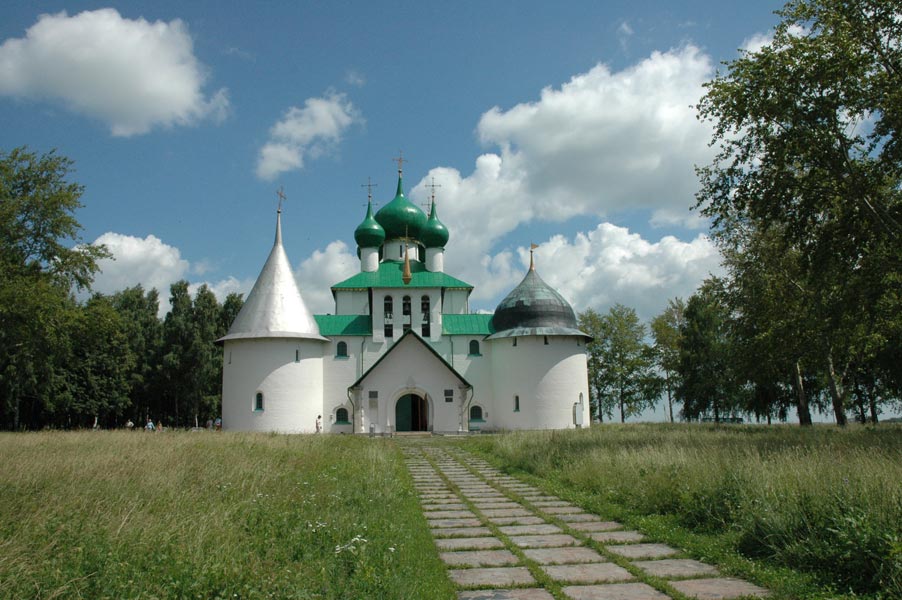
[677,282,740,422]
[577,308,610,421]
[109,286,162,423]
[160,281,195,426]
[695,0,902,425]
[0,147,108,429]
[191,284,223,425]
[595,304,658,423]
[650,298,685,423]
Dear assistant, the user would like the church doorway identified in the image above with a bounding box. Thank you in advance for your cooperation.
[395,394,428,432]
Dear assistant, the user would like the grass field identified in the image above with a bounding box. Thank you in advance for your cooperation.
[3,426,900,599]
[461,424,902,599]
[0,431,456,599]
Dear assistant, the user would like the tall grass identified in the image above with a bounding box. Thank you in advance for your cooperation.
[0,431,455,599]
[464,424,902,596]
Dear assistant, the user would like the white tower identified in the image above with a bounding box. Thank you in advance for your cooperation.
[218,205,327,432]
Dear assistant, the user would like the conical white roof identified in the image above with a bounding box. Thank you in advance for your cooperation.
[219,211,327,342]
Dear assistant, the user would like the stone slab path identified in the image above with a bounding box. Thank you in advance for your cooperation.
[403,444,769,600]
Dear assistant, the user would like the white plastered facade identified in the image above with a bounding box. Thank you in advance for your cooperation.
[220,182,591,434]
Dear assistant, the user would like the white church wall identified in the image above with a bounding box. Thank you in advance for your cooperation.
[334,290,369,315]
[322,337,360,431]
[490,336,590,430]
[443,290,469,314]
[357,335,466,433]
[222,338,324,433]
[446,336,495,430]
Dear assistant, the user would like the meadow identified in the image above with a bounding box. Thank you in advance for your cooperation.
[0,431,456,599]
[461,424,902,598]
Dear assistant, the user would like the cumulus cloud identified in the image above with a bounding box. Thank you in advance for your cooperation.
[0,9,229,136]
[256,92,361,180]
[90,232,252,316]
[403,45,717,307]
[295,240,359,314]
[524,224,722,319]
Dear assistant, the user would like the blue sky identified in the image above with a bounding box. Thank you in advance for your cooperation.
[2,0,787,320]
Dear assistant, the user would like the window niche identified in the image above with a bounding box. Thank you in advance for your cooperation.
[468,340,480,356]
[469,405,484,422]
[336,407,350,424]
[514,395,520,412]
[336,341,348,358]
[254,392,264,411]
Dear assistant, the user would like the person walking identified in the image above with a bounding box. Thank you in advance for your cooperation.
[315,415,322,433]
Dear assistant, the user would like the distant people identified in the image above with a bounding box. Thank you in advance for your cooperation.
[125,419,134,430]
[92,416,99,430]
[315,415,322,433]
[214,417,222,431]
[145,418,155,432]
[157,420,164,432]
[206,419,213,430]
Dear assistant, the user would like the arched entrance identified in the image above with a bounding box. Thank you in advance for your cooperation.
[395,394,428,432]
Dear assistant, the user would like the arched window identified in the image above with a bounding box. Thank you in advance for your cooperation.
[384,296,393,319]
[336,407,350,424]
[402,296,411,315]
[255,392,264,411]
[421,295,431,336]
[514,395,520,412]
[468,340,480,356]
[470,405,484,421]
[336,341,348,358]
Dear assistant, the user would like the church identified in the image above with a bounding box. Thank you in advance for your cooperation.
[218,165,591,434]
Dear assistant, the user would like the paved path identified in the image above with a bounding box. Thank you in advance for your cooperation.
[402,443,769,600]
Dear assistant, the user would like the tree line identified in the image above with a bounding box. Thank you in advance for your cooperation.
[580,0,902,426]
[0,147,244,430]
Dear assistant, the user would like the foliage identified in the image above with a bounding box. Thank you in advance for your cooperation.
[464,424,902,597]
[580,305,659,423]
[677,283,742,421]
[695,0,902,425]
[0,432,456,599]
[650,297,685,423]
[577,308,607,421]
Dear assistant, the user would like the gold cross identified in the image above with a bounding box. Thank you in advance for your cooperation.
[361,177,379,208]
[393,150,407,175]
[276,186,286,213]
[425,177,442,210]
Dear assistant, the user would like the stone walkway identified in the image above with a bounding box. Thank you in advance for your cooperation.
[403,444,769,600]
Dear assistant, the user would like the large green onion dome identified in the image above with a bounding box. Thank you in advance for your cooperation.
[420,198,449,248]
[374,175,427,240]
[354,199,386,248]
[487,266,591,340]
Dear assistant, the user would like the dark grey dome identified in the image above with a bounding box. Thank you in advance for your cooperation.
[488,269,590,340]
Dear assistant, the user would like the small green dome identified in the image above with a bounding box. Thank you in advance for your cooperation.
[374,175,427,240]
[354,200,385,248]
[420,199,449,248]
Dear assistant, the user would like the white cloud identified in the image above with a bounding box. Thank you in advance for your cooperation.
[256,92,361,180]
[618,21,634,36]
[295,240,358,314]
[741,24,807,54]
[405,45,717,307]
[523,224,722,319]
[345,69,366,87]
[0,9,229,136]
[90,232,252,316]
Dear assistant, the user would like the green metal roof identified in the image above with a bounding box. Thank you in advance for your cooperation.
[420,198,449,248]
[442,314,494,336]
[313,314,373,336]
[354,199,386,248]
[332,260,473,290]
[349,329,471,390]
[374,175,427,240]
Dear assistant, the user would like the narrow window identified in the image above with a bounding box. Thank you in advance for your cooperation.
[422,323,431,337]
[295,349,299,362]
[470,405,484,421]
[468,340,480,356]
[402,295,411,316]
[255,392,264,411]
[544,336,549,345]
[336,341,348,358]
[384,323,393,338]
[336,407,350,424]
[368,390,379,399]
[444,389,454,403]
[420,295,430,316]
[514,395,520,412]
[384,296,393,320]
[512,337,517,347]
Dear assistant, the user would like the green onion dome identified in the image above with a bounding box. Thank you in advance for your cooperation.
[354,200,386,248]
[420,199,450,248]
[374,175,427,240]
